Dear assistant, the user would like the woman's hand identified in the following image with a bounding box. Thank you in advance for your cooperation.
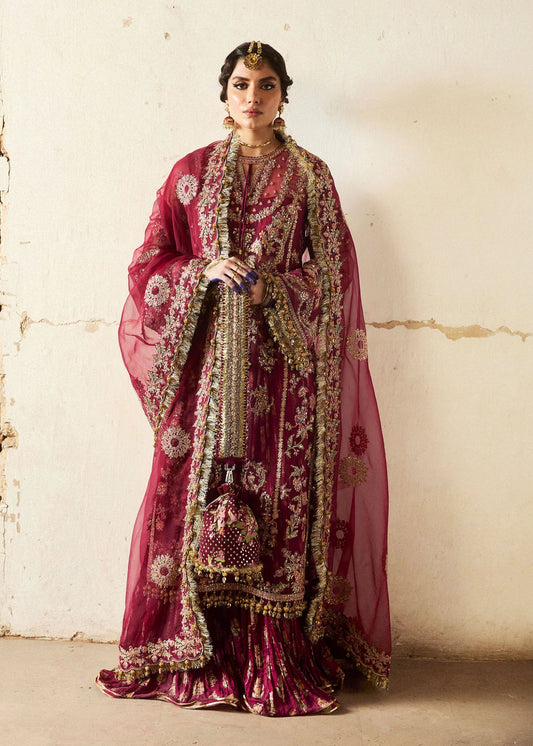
[204,258,265,305]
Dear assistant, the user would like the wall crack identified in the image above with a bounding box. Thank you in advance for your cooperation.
[0,98,11,595]
[0,112,11,198]
[367,318,530,343]
[19,313,119,340]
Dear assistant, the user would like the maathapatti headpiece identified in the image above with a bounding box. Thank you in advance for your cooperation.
[244,41,263,70]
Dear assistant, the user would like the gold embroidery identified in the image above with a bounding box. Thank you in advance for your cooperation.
[160,425,191,459]
[324,573,352,605]
[283,139,336,642]
[262,274,313,374]
[216,286,250,458]
[151,260,211,438]
[198,589,307,620]
[268,360,289,553]
[150,554,179,588]
[285,464,309,540]
[249,384,273,415]
[191,551,263,584]
[175,174,198,205]
[323,608,391,689]
[339,455,368,486]
[215,135,240,259]
[196,578,307,620]
[197,140,229,258]
[284,385,315,458]
[258,337,277,372]
[242,461,267,492]
[347,328,368,360]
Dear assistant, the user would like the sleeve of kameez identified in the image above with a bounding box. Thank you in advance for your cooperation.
[261,254,322,376]
[119,162,213,429]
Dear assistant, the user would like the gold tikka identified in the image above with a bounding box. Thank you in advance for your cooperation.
[244,40,263,70]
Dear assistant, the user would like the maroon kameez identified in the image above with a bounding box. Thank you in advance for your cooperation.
[97,134,391,716]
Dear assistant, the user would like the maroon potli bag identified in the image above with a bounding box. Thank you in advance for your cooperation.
[193,464,263,584]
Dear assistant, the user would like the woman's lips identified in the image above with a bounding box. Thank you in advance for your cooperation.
[244,110,262,117]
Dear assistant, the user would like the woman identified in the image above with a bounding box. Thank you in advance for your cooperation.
[97,41,391,717]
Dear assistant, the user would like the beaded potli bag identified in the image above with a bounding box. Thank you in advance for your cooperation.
[193,464,263,584]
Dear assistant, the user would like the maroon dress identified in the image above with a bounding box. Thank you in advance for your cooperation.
[97,134,391,716]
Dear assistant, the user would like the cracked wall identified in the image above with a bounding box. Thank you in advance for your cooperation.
[0,2,532,656]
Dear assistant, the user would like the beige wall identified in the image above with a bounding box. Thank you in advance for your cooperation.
[1,1,532,656]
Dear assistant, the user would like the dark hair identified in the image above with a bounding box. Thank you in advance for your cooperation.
[219,42,293,103]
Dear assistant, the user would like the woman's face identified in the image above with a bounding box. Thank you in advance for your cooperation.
[226,58,283,134]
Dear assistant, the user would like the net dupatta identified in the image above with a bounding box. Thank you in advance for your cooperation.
[283,137,391,688]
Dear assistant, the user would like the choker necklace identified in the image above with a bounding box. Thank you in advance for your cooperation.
[238,138,272,149]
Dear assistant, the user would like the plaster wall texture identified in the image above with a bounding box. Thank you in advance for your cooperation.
[0,1,531,657]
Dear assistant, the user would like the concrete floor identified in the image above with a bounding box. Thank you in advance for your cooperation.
[0,639,531,746]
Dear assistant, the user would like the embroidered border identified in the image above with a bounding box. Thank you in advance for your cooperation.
[216,287,250,458]
[283,139,344,643]
[143,259,210,433]
[262,274,313,374]
[197,140,230,258]
[323,608,391,689]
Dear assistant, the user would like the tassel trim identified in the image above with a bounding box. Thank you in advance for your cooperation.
[262,272,313,375]
[153,263,211,439]
[198,588,307,620]
[191,551,263,585]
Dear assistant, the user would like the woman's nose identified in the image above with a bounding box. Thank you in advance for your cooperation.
[247,86,260,104]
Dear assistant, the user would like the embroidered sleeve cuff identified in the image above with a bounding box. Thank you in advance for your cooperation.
[262,274,313,375]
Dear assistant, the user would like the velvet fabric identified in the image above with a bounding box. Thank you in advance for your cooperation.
[97,134,391,716]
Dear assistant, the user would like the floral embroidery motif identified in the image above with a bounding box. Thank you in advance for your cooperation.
[333,518,349,549]
[285,386,315,458]
[138,247,159,265]
[161,425,191,459]
[285,464,308,540]
[347,329,368,361]
[117,630,204,680]
[194,488,262,582]
[339,455,368,487]
[150,554,178,588]
[242,461,267,492]
[325,574,352,606]
[175,174,198,205]
[144,274,170,307]
[144,258,209,430]
[249,238,262,259]
[147,503,168,533]
[349,424,368,456]
[197,141,229,258]
[275,548,305,587]
[258,338,277,372]
[250,385,273,415]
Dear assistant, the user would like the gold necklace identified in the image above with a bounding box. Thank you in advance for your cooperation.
[238,138,272,149]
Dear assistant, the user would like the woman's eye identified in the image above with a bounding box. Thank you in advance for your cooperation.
[233,83,246,90]
[262,84,275,90]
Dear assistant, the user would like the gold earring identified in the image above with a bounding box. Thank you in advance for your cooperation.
[223,102,235,130]
[273,103,286,134]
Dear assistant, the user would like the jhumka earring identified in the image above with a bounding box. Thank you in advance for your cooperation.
[223,102,235,130]
[273,103,286,134]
